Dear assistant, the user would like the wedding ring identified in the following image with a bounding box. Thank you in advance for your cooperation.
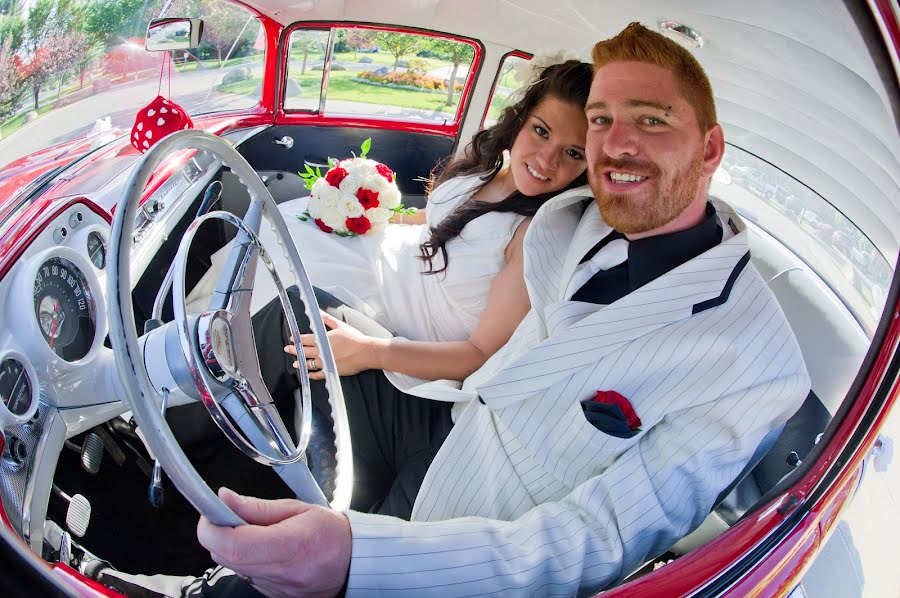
[306,357,318,371]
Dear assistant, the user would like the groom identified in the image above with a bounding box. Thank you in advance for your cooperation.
[110,21,810,597]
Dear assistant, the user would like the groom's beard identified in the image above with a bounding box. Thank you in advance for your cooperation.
[590,148,704,234]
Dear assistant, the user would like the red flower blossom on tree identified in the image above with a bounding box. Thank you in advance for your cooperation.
[591,390,641,430]
[325,167,349,188]
[356,188,380,209]
[375,163,394,183]
[314,218,333,233]
[345,216,372,235]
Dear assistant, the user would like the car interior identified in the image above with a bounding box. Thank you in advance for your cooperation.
[0,2,895,594]
[0,126,866,580]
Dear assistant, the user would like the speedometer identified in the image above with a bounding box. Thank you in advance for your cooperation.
[33,257,97,362]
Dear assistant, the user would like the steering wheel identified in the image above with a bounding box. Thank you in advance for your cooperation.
[107,130,352,526]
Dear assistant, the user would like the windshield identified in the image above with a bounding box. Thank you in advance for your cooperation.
[0,0,263,171]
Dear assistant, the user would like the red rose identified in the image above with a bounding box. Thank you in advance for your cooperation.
[375,163,394,183]
[345,215,372,235]
[356,188,380,209]
[314,218,333,233]
[591,390,641,430]
[325,167,349,188]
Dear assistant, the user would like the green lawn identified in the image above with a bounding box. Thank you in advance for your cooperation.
[220,70,460,114]
[0,103,56,139]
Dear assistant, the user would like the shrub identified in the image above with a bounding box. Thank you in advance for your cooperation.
[406,58,428,74]
[357,69,450,92]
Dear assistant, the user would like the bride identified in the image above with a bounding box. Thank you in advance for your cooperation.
[246,59,593,397]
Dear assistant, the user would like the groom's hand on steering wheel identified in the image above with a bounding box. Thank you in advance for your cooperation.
[197,487,351,598]
[286,311,384,379]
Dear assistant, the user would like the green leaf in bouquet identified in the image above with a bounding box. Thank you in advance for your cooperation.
[360,137,372,158]
[391,205,418,216]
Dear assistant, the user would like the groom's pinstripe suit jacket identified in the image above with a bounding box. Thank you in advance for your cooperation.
[346,186,810,596]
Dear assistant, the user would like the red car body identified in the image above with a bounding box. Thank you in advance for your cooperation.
[0,1,896,596]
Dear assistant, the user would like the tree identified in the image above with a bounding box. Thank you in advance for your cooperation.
[0,10,25,52]
[21,0,58,110]
[200,0,254,64]
[82,0,147,48]
[0,0,17,17]
[374,31,418,71]
[291,30,323,75]
[20,0,84,110]
[427,38,474,106]
[344,28,373,60]
[0,39,24,120]
[74,38,103,88]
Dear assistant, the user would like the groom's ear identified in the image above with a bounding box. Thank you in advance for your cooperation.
[701,124,725,177]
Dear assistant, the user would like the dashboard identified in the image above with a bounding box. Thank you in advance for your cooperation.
[0,146,223,555]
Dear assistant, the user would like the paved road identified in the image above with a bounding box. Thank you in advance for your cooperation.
[0,66,260,170]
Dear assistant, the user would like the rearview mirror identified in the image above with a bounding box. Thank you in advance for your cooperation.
[145,18,204,52]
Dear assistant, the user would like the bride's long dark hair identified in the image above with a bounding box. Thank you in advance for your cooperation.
[419,59,593,275]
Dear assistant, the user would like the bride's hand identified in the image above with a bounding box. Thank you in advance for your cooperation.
[285,312,378,379]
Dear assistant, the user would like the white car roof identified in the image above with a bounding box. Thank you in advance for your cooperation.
[241,0,900,260]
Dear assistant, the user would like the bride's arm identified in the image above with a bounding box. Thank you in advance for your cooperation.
[293,219,532,382]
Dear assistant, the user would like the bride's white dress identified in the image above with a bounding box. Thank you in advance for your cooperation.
[191,173,526,398]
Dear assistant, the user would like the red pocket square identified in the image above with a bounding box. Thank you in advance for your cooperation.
[591,390,642,431]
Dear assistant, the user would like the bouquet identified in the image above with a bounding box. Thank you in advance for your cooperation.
[298,139,416,237]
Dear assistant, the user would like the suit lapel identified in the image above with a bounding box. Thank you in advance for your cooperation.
[520,185,595,337]
[478,200,751,409]
[556,202,613,301]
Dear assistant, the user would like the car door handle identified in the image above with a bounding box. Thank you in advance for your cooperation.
[273,135,294,149]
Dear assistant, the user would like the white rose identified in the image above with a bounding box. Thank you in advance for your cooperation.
[339,174,361,196]
[348,158,377,181]
[318,204,345,232]
[369,175,391,194]
[365,206,392,226]
[317,184,341,208]
[338,192,364,218]
[310,177,329,196]
[380,187,402,210]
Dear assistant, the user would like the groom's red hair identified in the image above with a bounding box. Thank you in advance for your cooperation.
[592,22,717,132]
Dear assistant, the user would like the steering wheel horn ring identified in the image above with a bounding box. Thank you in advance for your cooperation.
[107,130,353,526]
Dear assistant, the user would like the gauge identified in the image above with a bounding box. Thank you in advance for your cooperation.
[33,257,97,361]
[86,231,106,270]
[0,358,32,417]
